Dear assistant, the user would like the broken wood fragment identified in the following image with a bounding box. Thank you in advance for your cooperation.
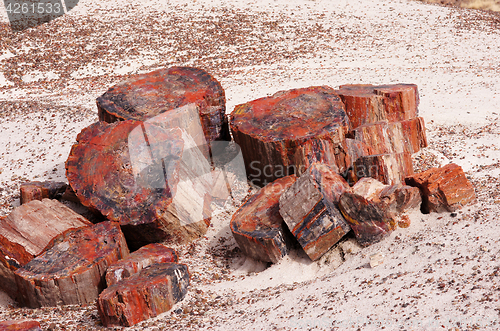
[353,152,414,185]
[20,181,67,205]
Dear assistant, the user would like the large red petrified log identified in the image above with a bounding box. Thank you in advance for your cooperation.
[15,221,129,308]
[230,175,297,263]
[66,120,212,249]
[0,199,91,300]
[19,181,67,205]
[405,163,476,213]
[97,262,190,327]
[96,66,229,144]
[105,243,178,286]
[337,84,419,129]
[0,320,42,331]
[279,163,350,261]
[353,152,414,185]
[230,86,350,186]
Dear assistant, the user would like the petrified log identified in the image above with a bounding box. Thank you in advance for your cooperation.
[339,178,421,246]
[66,120,212,249]
[0,319,42,331]
[230,86,351,186]
[279,163,351,261]
[19,181,67,205]
[405,163,476,213]
[337,84,419,129]
[353,152,414,185]
[15,221,129,308]
[96,66,229,144]
[105,243,178,286]
[97,262,190,327]
[0,199,91,300]
[353,118,427,155]
[230,175,297,263]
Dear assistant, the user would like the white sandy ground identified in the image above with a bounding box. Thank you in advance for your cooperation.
[0,0,500,330]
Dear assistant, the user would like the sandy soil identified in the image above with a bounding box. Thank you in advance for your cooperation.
[1,0,500,330]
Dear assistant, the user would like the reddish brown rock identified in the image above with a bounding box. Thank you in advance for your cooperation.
[19,181,67,205]
[230,86,350,186]
[337,84,419,128]
[15,221,129,308]
[0,199,91,300]
[405,163,476,213]
[279,163,351,260]
[96,66,229,144]
[66,120,212,249]
[0,320,42,331]
[105,243,178,286]
[230,175,297,263]
[97,262,190,327]
[353,152,414,185]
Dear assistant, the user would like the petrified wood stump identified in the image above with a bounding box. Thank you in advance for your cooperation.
[97,262,190,327]
[405,163,476,213]
[353,152,414,185]
[337,84,419,128]
[230,86,350,186]
[96,66,230,144]
[105,243,178,286]
[0,319,42,331]
[230,175,297,263]
[0,199,91,300]
[20,181,67,205]
[66,120,212,249]
[15,221,129,308]
[279,163,351,261]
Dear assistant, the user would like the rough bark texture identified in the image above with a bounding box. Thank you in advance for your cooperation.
[353,152,414,185]
[97,263,190,327]
[230,86,350,186]
[279,163,350,260]
[0,320,42,331]
[337,84,419,128]
[230,175,297,263]
[15,221,129,308]
[66,120,211,249]
[405,163,476,213]
[105,243,178,286]
[96,66,229,144]
[19,181,67,205]
[0,199,91,300]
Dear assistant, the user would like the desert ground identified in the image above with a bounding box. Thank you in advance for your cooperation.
[1,0,500,330]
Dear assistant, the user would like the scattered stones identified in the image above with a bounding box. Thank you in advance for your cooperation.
[0,199,91,300]
[105,243,178,286]
[230,175,297,263]
[353,152,414,185]
[96,66,230,144]
[279,163,351,261]
[230,86,350,186]
[405,163,476,213]
[0,319,42,331]
[97,263,190,327]
[19,181,67,205]
[15,221,129,308]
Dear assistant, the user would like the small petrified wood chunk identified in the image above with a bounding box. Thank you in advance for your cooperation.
[105,243,178,286]
[339,178,421,246]
[337,84,419,129]
[405,163,476,213]
[279,163,350,261]
[0,319,42,331]
[15,221,129,308]
[0,199,91,300]
[230,175,297,263]
[230,86,350,186]
[66,120,212,249]
[97,262,190,327]
[20,181,67,205]
[353,152,414,185]
[96,66,229,144]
